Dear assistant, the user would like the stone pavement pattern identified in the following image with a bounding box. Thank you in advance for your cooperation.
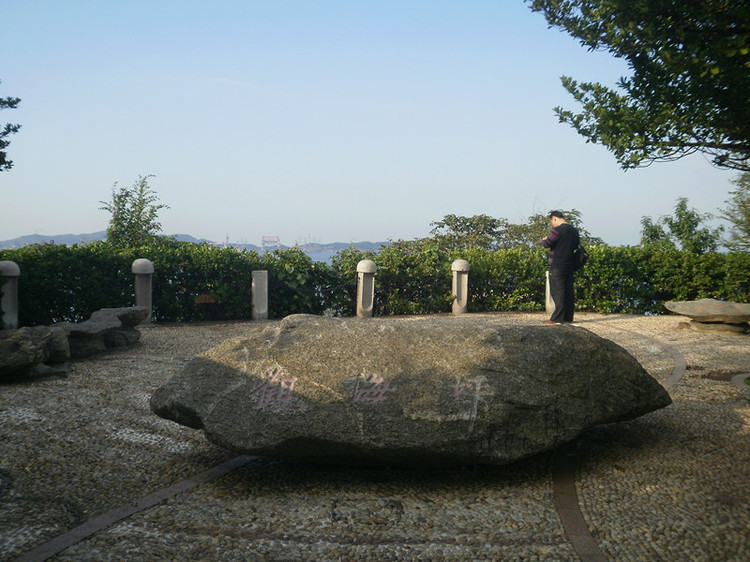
[0,313,748,561]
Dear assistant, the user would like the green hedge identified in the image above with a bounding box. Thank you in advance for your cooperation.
[322,246,454,316]
[575,246,750,314]
[1,241,748,326]
[0,241,328,325]
[1,242,134,324]
[454,248,548,312]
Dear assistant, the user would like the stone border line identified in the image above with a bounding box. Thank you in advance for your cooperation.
[605,326,687,392]
[553,448,608,562]
[11,456,256,562]
[550,322,689,562]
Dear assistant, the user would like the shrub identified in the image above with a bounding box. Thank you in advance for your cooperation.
[455,248,547,312]
[1,241,747,326]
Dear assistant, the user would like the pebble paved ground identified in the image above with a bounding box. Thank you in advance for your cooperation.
[1,313,747,561]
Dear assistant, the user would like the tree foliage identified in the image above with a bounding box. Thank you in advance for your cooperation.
[0,80,21,172]
[99,175,170,248]
[427,214,508,251]
[396,210,602,253]
[640,197,723,254]
[721,172,750,251]
[508,209,603,248]
[527,1,750,171]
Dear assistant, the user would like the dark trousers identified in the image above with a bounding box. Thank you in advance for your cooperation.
[549,266,575,322]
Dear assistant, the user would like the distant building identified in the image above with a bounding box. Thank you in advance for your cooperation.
[261,236,281,252]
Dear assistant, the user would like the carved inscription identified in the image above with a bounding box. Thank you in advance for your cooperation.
[452,380,490,398]
[452,378,492,435]
[352,373,397,404]
[249,367,300,411]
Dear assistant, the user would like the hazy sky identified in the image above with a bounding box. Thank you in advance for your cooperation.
[1,0,738,246]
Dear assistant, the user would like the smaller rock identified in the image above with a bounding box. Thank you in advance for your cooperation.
[45,327,71,363]
[104,327,141,347]
[28,363,69,378]
[0,307,147,378]
[92,307,149,328]
[55,306,148,358]
[0,326,70,377]
[676,321,748,335]
[665,299,750,325]
[55,318,117,359]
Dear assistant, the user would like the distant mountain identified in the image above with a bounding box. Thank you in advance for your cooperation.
[0,231,108,249]
[169,234,216,244]
[0,231,217,249]
[0,232,390,261]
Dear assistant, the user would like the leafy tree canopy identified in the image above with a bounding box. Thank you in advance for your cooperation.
[527,1,750,171]
[0,80,21,172]
[503,209,603,249]
[721,172,750,251]
[392,210,602,253]
[99,175,170,248]
[427,214,509,251]
[640,197,723,254]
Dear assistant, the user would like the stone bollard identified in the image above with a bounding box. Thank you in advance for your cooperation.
[356,260,377,318]
[0,260,20,329]
[545,271,555,315]
[451,259,470,315]
[252,270,269,320]
[132,258,154,322]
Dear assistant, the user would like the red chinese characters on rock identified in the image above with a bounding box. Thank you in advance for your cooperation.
[452,380,490,398]
[249,367,300,411]
[352,373,397,404]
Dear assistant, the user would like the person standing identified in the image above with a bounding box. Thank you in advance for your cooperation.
[541,210,580,323]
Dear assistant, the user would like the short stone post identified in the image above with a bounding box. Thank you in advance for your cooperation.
[356,260,377,318]
[0,260,20,329]
[451,259,470,315]
[545,271,555,315]
[132,258,154,322]
[252,270,269,320]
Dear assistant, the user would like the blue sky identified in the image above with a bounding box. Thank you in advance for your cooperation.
[1,0,737,246]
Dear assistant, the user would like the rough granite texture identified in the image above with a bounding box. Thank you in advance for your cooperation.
[56,306,150,359]
[0,325,69,374]
[151,314,671,467]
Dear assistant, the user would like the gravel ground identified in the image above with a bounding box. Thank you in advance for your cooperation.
[1,313,748,561]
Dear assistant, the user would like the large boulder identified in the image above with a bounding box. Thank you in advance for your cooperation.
[0,326,69,377]
[151,314,672,467]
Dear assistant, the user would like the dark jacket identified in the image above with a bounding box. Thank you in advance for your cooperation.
[541,223,580,268]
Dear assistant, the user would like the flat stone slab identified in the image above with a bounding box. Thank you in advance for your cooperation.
[665,298,750,324]
[55,306,149,358]
[151,314,671,467]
